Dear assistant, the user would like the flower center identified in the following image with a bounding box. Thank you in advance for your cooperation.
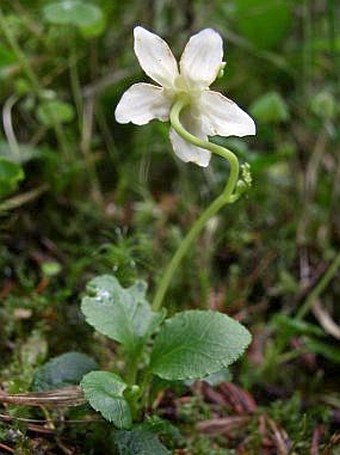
[171,75,201,107]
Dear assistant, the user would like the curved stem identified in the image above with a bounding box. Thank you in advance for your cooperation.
[152,99,240,312]
[3,95,21,160]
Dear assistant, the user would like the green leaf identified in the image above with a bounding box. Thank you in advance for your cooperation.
[0,45,16,80]
[250,91,289,124]
[236,0,291,49]
[78,13,105,38]
[81,275,164,353]
[41,261,62,277]
[32,352,98,391]
[36,100,75,127]
[81,371,132,429]
[0,141,42,164]
[272,314,325,338]
[304,337,340,363]
[185,367,232,387]
[150,310,251,381]
[0,45,16,67]
[139,416,182,444]
[0,157,24,198]
[311,92,336,120]
[43,1,104,30]
[201,368,232,386]
[114,428,170,455]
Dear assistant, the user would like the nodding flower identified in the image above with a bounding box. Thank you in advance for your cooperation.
[115,26,255,167]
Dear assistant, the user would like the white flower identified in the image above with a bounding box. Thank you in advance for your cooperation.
[115,26,256,167]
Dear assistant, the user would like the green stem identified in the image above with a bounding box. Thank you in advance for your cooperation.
[302,0,313,102]
[68,39,83,133]
[152,99,240,312]
[125,353,139,387]
[296,253,340,320]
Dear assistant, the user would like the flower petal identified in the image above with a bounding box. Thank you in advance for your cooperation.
[199,91,256,137]
[180,29,223,89]
[115,83,171,125]
[134,26,179,89]
[169,110,211,167]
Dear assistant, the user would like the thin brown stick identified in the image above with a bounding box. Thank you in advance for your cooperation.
[0,442,14,453]
[0,386,85,407]
[0,184,49,212]
[0,412,99,425]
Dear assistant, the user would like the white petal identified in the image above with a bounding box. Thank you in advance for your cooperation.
[115,83,171,125]
[199,91,256,137]
[134,26,179,89]
[169,110,211,167]
[180,29,223,89]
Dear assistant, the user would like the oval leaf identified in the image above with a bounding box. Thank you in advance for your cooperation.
[250,91,289,124]
[43,1,103,28]
[81,275,164,353]
[81,371,132,429]
[36,100,75,127]
[32,352,98,391]
[114,429,170,455]
[150,310,251,381]
[0,157,24,198]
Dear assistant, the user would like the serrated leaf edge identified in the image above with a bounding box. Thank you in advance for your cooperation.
[150,310,252,381]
